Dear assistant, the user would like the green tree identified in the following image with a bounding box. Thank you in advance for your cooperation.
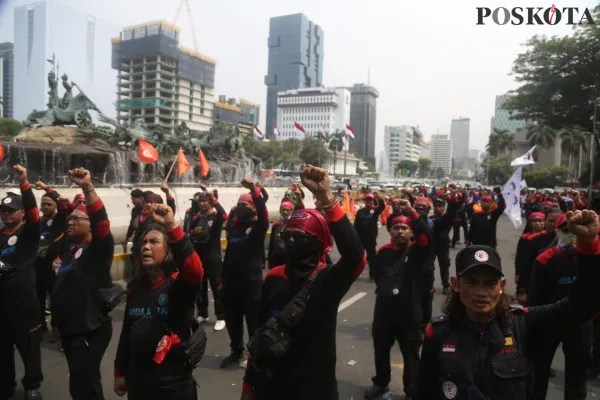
[486,129,516,156]
[396,160,419,177]
[525,124,556,149]
[434,167,445,179]
[0,118,24,138]
[328,131,345,175]
[559,125,588,180]
[299,138,330,167]
[481,156,513,185]
[418,157,432,178]
[523,166,571,188]
[278,152,302,170]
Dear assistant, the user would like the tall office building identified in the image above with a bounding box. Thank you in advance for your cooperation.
[112,21,216,132]
[13,1,120,120]
[492,93,526,133]
[0,42,14,118]
[430,134,453,175]
[265,13,324,138]
[384,125,423,174]
[450,117,470,160]
[214,95,260,135]
[276,87,350,141]
[347,83,378,160]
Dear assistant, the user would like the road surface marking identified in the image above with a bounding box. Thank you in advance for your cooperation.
[338,292,367,312]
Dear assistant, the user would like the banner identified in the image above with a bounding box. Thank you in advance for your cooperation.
[511,145,536,166]
[502,167,523,229]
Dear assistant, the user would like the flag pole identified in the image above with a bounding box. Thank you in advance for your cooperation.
[163,149,180,185]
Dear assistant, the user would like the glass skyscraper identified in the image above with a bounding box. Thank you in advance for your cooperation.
[265,13,323,138]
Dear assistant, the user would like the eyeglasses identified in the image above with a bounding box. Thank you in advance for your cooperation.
[66,216,90,222]
[280,230,310,244]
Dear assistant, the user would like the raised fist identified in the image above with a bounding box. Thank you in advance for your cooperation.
[13,165,27,184]
[35,180,48,191]
[148,204,177,231]
[68,168,91,188]
[299,164,332,204]
[241,178,255,190]
[566,209,599,243]
[160,185,170,194]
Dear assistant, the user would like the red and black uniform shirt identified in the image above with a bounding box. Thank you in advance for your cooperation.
[516,231,556,294]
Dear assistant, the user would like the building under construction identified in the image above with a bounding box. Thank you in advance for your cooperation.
[111,20,215,132]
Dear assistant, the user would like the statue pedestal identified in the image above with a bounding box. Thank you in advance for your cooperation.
[15,126,97,146]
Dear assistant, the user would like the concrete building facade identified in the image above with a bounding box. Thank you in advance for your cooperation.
[430,134,453,175]
[276,87,350,141]
[0,42,14,118]
[265,13,324,138]
[384,125,424,174]
[450,117,470,160]
[13,1,119,121]
[112,20,216,132]
[214,95,260,135]
[347,83,378,160]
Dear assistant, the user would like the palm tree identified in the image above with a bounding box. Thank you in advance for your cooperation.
[560,125,588,180]
[487,128,510,156]
[328,130,345,175]
[526,124,556,149]
[501,132,517,156]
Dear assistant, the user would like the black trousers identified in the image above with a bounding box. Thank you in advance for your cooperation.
[61,322,112,400]
[451,220,468,245]
[371,310,421,396]
[196,259,225,320]
[434,244,450,288]
[361,239,377,279]
[223,280,262,354]
[531,322,592,400]
[127,376,197,400]
[592,319,600,369]
[0,300,43,397]
[35,261,56,328]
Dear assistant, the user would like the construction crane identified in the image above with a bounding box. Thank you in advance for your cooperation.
[173,0,199,53]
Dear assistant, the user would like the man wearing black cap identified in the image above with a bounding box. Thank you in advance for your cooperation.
[0,165,43,400]
[121,189,144,253]
[429,192,459,295]
[184,190,228,331]
[465,188,506,248]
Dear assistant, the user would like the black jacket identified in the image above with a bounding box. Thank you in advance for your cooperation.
[416,240,600,400]
[466,194,506,247]
[183,200,226,264]
[243,204,365,400]
[353,198,385,245]
[114,226,203,387]
[516,231,555,294]
[429,200,458,247]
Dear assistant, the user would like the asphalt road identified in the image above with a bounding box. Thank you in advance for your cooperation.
[12,215,600,399]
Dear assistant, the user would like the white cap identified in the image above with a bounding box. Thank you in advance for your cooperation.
[6,188,20,196]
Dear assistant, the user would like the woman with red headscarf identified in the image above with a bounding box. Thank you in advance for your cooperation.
[241,165,366,400]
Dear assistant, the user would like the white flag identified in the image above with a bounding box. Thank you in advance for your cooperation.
[502,167,523,229]
[511,145,536,166]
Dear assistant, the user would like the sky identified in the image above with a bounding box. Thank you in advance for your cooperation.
[0,0,596,159]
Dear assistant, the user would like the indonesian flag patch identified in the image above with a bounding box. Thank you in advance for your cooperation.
[442,344,456,353]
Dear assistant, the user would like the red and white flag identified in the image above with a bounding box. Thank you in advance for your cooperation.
[442,344,456,353]
[253,125,264,139]
[274,124,280,137]
[345,124,356,139]
[319,124,327,140]
[294,122,306,137]
[510,145,536,167]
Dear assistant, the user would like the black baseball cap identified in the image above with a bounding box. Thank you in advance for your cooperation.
[455,245,503,277]
[190,192,208,202]
[433,198,446,206]
[0,195,24,210]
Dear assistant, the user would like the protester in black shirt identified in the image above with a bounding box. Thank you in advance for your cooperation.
[416,209,600,400]
[184,190,227,331]
[365,200,432,400]
[0,165,43,400]
[114,203,204,400]
[33,180,68,332]
[386,197,403,232]
[241,164,366,400]
[121,188,144,252]
[465,190,506,248]
[429,190,459,294]
[354,192,386,280]
[221,178,269,368]
[50,168,115,400]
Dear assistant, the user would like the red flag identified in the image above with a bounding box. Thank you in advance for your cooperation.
[177,148,190,177]
[350,195,356,217]
[342,191,351,215]
[0,141,4,162]
[138,139,159,164]
[380,198,390,225]
[198,147,210,178]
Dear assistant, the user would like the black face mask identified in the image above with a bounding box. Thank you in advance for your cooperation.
[236,205,255,223]
[284,235,323,282]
